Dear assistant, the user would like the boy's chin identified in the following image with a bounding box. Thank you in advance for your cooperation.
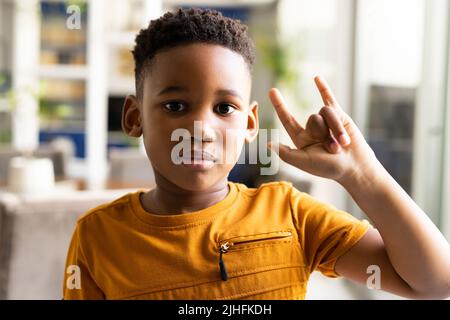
[167,172,229,192]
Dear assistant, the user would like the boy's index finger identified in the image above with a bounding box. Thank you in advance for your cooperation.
[314,76,339,108]
[268,88,304,138]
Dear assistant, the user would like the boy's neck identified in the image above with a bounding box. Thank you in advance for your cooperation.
[139,171,230,215]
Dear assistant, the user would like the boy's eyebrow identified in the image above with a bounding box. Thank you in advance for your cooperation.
[157,86,188,96]
[157,86,243,101]
[216,89,243,101]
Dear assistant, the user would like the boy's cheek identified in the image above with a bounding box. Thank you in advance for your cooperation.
[141,135,173,164]
[218,134,246,165]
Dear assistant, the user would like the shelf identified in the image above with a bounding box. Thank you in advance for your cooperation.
[39,78,86,103]
[40,124,85,132]
[9,0,161,178]
[38,65,88,80]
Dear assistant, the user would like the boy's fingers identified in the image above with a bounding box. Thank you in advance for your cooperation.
[319,106,351,146]
[305,114,329,141]
[314,76,341,110]
[305,114,342,153]
[268,88,305,139]
[326,136,342,154]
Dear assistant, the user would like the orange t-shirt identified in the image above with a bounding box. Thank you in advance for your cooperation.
[63,181,371,300]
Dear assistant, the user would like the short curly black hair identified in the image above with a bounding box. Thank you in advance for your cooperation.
[132,7,256,98]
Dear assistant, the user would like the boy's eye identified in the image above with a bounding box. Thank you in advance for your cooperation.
[215,103,236,115]
[163,102,186,112]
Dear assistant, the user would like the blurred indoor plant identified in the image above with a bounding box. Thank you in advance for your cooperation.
[0,72,12,144]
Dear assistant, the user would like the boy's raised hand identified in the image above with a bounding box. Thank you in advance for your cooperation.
[268,76,377,183]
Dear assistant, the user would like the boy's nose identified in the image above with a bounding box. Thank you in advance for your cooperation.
[192,121,217,143]
[185,109,218,142]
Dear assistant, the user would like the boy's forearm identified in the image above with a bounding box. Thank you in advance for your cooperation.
[339,159,450,296]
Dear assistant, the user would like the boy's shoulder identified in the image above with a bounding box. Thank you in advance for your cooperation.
[75,190,140,226]
[236,180,295,196]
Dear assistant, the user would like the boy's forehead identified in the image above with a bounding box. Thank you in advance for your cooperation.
[144,43,252,99]
[152,43,249,67]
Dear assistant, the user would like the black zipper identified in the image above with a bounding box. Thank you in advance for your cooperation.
[219,242,230,281]
[217,230,293,281]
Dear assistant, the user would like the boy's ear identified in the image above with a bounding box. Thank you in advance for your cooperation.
[122,95,142,137]
[245,100,259,143]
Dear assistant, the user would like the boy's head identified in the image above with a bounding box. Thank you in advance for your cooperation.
[122,8,259,191]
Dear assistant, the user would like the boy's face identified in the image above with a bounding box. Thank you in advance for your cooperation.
[123,43,258,191]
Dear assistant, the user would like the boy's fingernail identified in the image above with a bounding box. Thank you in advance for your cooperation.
[339,133,350,145]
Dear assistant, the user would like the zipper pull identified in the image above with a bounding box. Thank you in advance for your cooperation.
[219,242,230,281]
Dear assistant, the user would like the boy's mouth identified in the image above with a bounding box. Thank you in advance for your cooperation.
[179,150,217,170]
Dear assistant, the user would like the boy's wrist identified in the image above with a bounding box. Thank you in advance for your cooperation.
[337,154,387,193]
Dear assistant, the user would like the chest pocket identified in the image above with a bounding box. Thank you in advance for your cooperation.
[217,229,305,281]
[115,229,308,299]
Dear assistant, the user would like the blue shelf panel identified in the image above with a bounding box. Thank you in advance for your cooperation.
[39,130,85,158]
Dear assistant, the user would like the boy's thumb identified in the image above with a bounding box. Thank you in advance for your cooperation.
[267,141,291,154]
[267,142,307,167]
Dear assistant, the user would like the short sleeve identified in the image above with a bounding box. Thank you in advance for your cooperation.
[63,224,105,299]
[290,187,371,278]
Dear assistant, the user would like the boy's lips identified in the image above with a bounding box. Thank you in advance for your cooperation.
[179,149,216,160]
[179,150,217,170]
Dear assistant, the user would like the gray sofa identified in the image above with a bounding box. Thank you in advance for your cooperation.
[0,189,135,299]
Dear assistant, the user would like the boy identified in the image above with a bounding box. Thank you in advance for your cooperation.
[63,8,450,299]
